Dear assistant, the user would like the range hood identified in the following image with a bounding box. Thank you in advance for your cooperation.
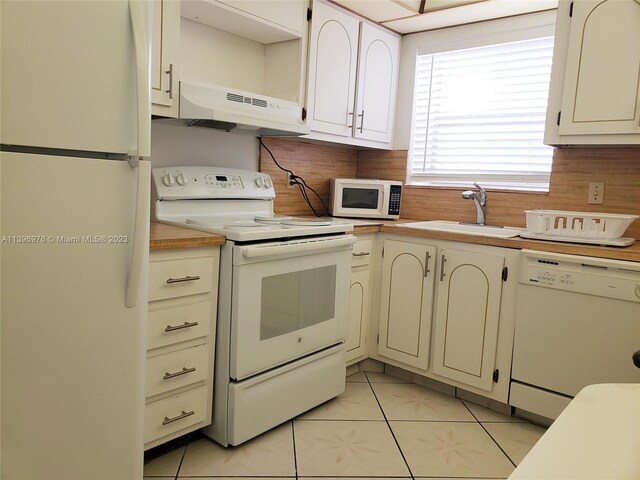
[179,81,310,137]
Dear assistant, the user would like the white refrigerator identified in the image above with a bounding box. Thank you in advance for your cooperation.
[1,1,152,478]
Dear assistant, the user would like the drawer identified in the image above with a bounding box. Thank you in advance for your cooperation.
[144,386,208,444]
[148,301,212,350]
[351,238,373,267]
[146,344,210,398]
[149,256,215,301]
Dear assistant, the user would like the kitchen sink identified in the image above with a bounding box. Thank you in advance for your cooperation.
[398,220,524,238]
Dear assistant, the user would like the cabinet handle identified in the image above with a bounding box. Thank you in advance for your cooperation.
[163,366,197,380]
[164,321,199,332]
[357,110,365,132]
[347,111,354,128]
[165,63,174,99]
[162,410,195,425]
[352,252,370,257]
[424,252,431,278]
[439,255,447,282]
[166,275,200,284]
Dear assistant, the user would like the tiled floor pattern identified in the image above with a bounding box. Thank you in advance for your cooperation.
[145,371,546,479]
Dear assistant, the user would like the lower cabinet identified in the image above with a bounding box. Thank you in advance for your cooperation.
[431,248,505,391]
[377,239,436,370]
[346,235,373,365]
[374,236,517,403]
[145,246,220,450]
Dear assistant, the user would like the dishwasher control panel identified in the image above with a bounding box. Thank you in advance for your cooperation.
[519,250,640,303]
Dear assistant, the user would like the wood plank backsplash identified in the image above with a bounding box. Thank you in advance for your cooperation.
[260,138,640,239]
[259,138,358,216]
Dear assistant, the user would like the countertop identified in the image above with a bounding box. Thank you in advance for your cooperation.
[340,218,640,262]
[508,383,640,479]
[149,219,640,261]
[149,222,225,250]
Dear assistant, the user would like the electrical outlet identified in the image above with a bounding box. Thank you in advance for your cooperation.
[286,172,296,189]
[588,182,605,204]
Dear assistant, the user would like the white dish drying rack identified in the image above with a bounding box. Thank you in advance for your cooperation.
[520,210,638,246]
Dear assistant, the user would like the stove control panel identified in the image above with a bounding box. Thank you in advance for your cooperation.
[153,166,276,200]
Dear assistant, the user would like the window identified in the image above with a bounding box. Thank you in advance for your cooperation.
[408,33,555,192]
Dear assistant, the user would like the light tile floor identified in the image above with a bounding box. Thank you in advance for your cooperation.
[144,371,546,479]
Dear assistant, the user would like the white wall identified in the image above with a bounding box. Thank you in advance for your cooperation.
[150,119,259,170]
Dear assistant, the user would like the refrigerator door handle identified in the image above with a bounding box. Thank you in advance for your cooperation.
[125,160,151,308]
[128,0,152,158]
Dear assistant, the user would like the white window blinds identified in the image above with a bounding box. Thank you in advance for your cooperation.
[409,35,554,191]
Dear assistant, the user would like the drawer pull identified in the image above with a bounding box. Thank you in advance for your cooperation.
[352,252,370,257]
[165,321,199,332]
[162,410,195,425]
[163,366,196,380]
[166,275,200,284]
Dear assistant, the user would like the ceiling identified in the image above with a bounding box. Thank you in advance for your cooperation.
[329,0,558,34]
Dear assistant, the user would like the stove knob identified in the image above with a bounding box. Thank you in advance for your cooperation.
[264,177,272,188]
[176,173,187,186]
[255,176,264,188]
[162,173,175,187]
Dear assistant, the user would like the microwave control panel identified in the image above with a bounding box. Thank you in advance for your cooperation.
[388,185,402,216]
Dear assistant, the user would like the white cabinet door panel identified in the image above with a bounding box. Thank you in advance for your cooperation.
[346,268,369,363]
[378,240,436,370]
[559,0,640,135]
[307,1,359,137]
[433,248,504,391]
[354,23,400,143]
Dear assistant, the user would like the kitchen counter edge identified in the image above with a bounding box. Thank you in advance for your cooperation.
[350,220,640,262]
[150,222,225,250]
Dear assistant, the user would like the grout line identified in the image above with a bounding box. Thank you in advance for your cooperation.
[173,444,188,480]
[367,378,416,480]
[461,401,518,469]
[291,420,299,480]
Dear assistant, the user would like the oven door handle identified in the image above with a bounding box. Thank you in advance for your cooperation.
[241,236,357,259]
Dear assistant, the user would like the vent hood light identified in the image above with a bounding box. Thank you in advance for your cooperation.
[179,81,310,137]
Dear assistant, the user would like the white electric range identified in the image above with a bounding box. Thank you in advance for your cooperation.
[153,166,355,446]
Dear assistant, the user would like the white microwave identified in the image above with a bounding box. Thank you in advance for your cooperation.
[330,178,402,219]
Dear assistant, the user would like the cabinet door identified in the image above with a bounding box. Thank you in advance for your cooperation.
[151,0,179,117]
[353,23,400,143]
[432,248,504,391]
[559,0,640,135]
[378,240,436,370]
[346,267,370,364]
[306,1,360,137]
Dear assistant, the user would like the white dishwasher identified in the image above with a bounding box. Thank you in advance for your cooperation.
[510,250,640,420]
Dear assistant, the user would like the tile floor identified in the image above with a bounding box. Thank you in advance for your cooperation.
[144,371,546,479]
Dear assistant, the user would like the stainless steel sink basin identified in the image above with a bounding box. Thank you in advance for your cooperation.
[398,220,523,238]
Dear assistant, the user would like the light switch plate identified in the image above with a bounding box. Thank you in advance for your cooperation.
[588,182,605,204]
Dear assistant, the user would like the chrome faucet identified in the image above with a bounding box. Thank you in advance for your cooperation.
[461,183,487,225]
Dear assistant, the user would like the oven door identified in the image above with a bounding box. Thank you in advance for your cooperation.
[229,235,356,380]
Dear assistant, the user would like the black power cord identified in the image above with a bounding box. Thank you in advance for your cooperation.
[258,138,331,217]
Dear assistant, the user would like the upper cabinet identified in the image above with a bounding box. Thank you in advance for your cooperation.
[152,0,180,117]
[181,0,305,43]
[306,0,400,148]
[545,0,640,145]
[150,0,308,119]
